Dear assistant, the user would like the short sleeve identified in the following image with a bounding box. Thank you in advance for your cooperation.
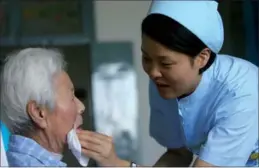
[199,95,258,166]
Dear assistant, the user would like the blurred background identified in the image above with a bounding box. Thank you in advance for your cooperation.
[0,0,258,166]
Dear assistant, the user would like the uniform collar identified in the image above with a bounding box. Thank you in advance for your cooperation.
[178,64,214,106]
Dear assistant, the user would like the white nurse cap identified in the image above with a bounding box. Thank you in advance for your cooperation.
[148,0,224,54]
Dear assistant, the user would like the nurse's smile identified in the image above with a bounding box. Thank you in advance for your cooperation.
[155,81,171,93]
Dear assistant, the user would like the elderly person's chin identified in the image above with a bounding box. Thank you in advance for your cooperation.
[29,121,72,154]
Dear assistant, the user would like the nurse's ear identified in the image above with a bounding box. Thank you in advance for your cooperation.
[195,48,211,69]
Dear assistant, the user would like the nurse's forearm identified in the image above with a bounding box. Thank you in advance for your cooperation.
[154,148,193,167]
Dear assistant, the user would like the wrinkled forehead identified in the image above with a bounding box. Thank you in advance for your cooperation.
[53,71,74,93]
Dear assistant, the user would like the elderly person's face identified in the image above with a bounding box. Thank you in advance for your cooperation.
[27,71,85,152]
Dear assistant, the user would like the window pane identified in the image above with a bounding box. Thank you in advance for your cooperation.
[21,0,82,36]
[0,0,8,37]
[218,1,245,58]
[253,1,258,51]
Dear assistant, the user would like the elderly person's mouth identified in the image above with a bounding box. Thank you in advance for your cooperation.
[75,124,83,131]
[74,116,83,131]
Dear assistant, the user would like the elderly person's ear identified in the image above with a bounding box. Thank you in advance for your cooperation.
[26,101,47,129]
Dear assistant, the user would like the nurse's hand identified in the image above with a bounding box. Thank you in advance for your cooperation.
[76,130,130,167]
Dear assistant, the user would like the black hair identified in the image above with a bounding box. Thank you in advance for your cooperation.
[141,14,216,74]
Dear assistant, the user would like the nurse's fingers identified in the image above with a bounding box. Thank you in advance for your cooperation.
[77,131,102,145]
[77,130,111,141]
[82,148,103,163]
[79,139,103,154]
[79,132,120,167]
[77,130,114,157]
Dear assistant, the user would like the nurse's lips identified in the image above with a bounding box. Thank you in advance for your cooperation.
[155,82,170,88]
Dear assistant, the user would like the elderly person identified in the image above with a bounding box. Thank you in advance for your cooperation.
[0,48,86,166]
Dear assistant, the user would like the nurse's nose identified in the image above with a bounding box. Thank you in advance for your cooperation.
[149,66,162,80]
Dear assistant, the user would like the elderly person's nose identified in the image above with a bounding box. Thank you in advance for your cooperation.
[76,97,85,114]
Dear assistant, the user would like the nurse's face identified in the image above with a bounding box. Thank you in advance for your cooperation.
[141,35,208,99]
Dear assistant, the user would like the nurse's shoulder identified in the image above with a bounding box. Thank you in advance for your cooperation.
[213,54,258,94]
[210,54,258,113]
[206,54,258,125]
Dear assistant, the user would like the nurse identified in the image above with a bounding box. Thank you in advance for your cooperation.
[77,0,258,167]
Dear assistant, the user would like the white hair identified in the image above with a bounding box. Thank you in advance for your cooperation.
[0,48,67,134]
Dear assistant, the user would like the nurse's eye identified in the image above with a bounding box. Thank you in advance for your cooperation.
[161,62,174,67]
[142,55,151,63]
[161,62,172,65]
